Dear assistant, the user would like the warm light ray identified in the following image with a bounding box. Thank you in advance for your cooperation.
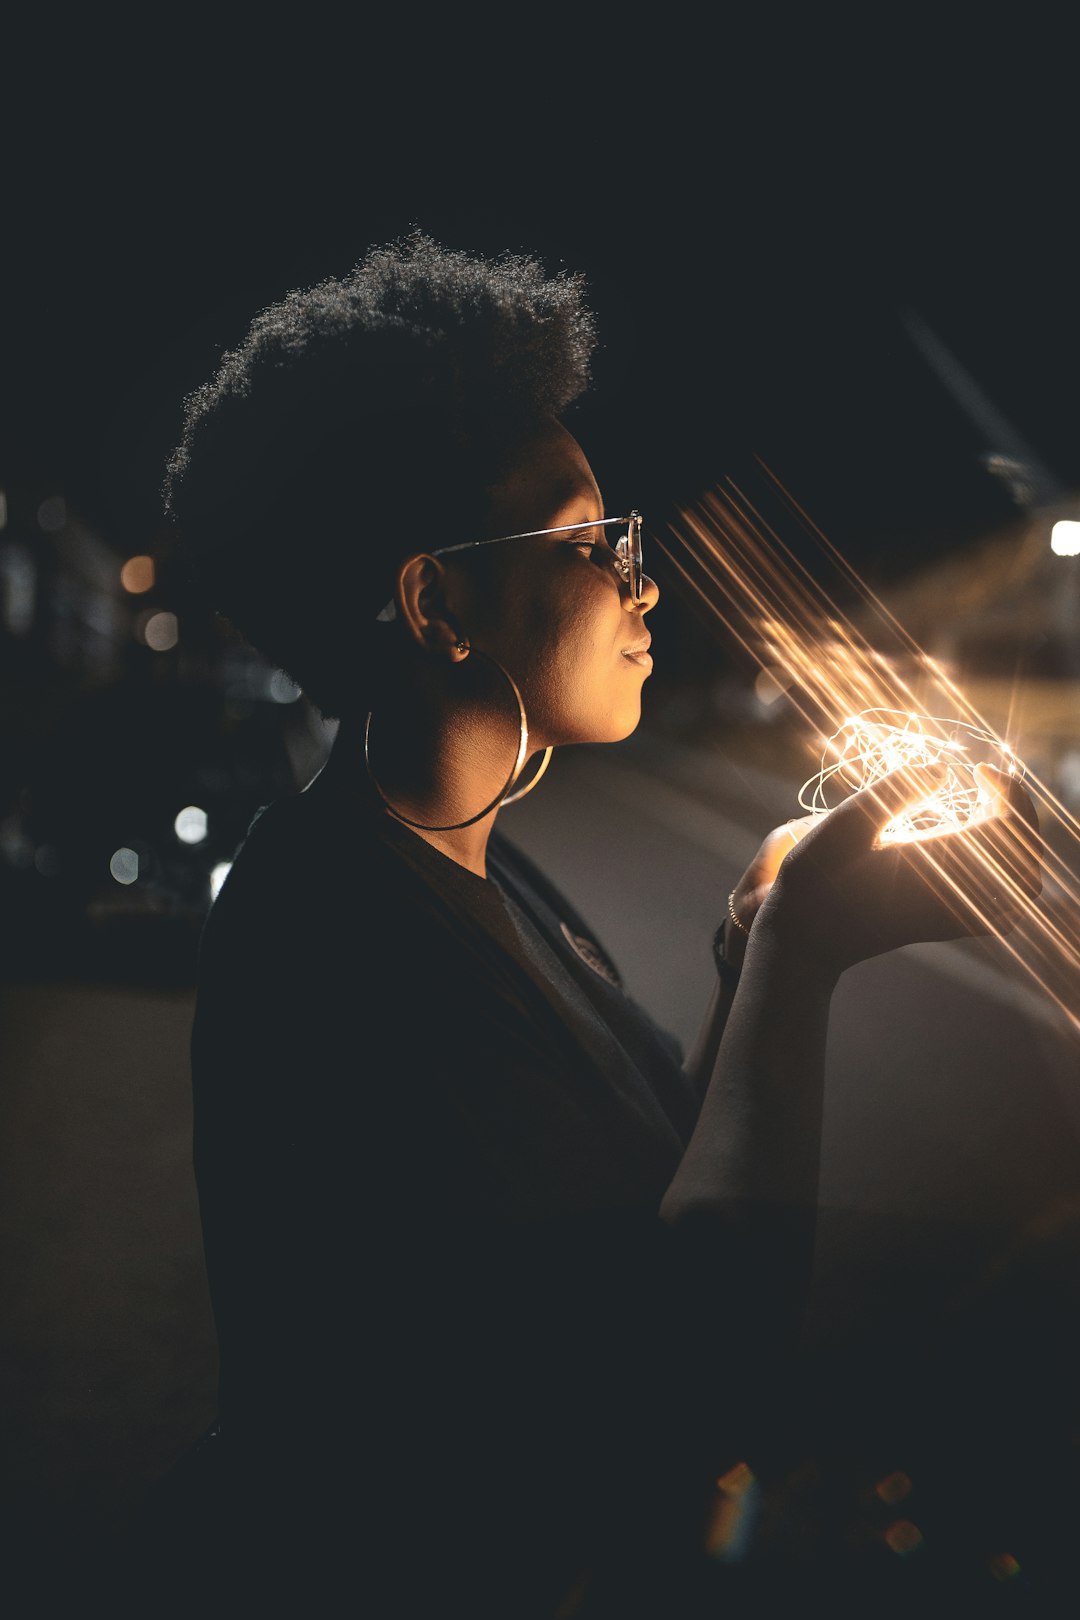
[657,476,1080,1037]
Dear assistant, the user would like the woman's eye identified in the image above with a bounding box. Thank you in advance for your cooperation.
[570,538,608,565]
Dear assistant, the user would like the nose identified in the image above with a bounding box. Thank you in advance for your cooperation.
[626,571,660,613]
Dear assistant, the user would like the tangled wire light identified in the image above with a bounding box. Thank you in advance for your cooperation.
[798,709,1025,845]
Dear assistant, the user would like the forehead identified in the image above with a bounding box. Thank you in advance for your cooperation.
[484,420,602,537]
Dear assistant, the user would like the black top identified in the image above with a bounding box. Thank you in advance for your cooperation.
[189,732,736,1614]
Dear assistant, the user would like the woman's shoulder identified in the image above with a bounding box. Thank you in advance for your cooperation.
[200,783,401,958]
[204,778,501,972]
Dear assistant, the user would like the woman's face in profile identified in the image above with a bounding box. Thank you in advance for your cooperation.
[459,420,659,751]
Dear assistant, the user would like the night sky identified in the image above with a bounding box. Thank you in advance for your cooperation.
[5,36,1078,593]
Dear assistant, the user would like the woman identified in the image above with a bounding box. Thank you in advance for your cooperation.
[156,233,1038,1615]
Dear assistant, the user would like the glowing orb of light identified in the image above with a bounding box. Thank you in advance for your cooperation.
[799,709,1023,845]
[1051,520,1080,557]
[174,805,208,845]
[884,1519,923,1557]
[109,847,140,885]
[120,554,155,593]
[142,611,178,651]
[210,861,232,901]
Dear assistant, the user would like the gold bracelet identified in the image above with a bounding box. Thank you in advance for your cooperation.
[727,889,751,936]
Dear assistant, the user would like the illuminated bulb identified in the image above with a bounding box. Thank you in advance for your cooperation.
[210,861,232,900]
[174,806,208,845]
[1050,520,1080,557]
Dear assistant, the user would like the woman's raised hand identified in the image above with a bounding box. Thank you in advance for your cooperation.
[752,762,1042,977]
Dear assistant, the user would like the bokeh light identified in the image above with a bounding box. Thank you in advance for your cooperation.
[268,669,301,703]
[754,667,788,706]
[120,554,155,593]
[142,610,179,651]
[1050,520,1080,557]
[884,1519,923,1556]
[36,495,67,533]
[109,847,140,885]
[210,862,232,901]
[174,806,208,845]
[874,1470,912,1505]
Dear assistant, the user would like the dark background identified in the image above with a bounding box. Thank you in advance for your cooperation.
[4,28,1080,1605]
[6,32,1080,581]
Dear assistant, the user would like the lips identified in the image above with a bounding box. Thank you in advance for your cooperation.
[621,637,653,668]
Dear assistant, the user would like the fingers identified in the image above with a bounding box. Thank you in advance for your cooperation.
[747,816,821,889]
[916,775,1044,931]
[784,814,819,845]
[970,764,1043,901]
[974,762,1040,834]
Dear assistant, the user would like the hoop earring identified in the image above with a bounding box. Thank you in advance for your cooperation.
[363,645,553,832]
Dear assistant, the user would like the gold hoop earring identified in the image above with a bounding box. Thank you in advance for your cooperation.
[363,644,553,832]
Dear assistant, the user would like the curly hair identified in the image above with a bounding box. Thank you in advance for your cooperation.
[161,231,598,717]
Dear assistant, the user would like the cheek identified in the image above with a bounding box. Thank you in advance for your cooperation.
[519,590,634,741]
[470,560,638,741]
[478,562,604,679]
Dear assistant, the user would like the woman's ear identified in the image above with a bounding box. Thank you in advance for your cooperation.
[394,555,467,659]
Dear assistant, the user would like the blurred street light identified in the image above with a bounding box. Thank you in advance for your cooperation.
[173,806,208,845]
[1051,521,1080,557]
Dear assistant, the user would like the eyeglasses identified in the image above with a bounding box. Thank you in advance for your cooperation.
[375,511,645,620]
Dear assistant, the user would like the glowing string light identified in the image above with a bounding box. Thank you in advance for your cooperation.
[799,708,1025,845]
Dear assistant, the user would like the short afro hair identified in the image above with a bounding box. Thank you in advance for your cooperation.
[161,231,598,717]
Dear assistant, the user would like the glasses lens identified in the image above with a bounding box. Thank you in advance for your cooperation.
[613,516,644,600]
[627,514,643,601]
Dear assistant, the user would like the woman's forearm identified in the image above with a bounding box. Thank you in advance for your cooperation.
[683,921,747,1100]
[661,914,837,1385]
[662,917,836,1223]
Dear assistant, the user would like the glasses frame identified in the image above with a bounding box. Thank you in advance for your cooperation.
[375,512,645,621]
[434,511,645,604]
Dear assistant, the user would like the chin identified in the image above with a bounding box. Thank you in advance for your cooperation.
[603,704,643,743]
[553,691,643,747]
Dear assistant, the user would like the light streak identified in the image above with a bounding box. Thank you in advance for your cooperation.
[657,472,1080,1036]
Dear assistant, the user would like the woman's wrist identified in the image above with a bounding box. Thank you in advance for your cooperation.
[713,888,752,987]
[712,921,743,988]
[751,880,842,991]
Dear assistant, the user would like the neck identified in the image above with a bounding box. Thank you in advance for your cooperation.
[402,812,498,878]
[339,709,526,879]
